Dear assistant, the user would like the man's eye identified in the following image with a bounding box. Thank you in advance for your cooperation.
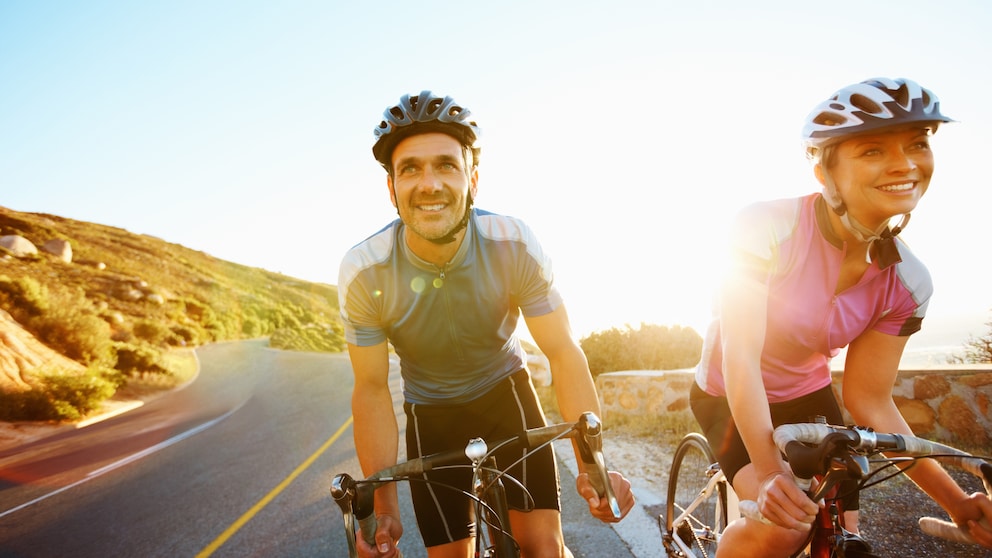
[440,162,456,171]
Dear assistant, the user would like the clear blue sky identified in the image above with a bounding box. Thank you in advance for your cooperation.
[2,1,990,352]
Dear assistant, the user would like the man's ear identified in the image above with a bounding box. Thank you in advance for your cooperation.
[387,174,397,208]
[469,166,479,200]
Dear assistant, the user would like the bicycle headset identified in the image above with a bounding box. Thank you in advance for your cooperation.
[800,77,953,250]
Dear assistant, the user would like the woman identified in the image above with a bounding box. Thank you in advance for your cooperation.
[690,77,992,557]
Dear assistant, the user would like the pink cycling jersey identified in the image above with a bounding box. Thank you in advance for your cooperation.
[695,193,932,403]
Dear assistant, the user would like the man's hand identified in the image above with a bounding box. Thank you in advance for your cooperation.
[576,470,635,523]
[356,513,403,558]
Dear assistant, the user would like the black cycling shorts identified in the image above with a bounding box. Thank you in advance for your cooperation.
[690,382,859,511]
[403,368,561,547]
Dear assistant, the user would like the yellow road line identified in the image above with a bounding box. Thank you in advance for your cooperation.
[196,416,354,557]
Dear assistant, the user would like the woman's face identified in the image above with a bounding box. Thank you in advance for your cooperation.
[819,126,935,229]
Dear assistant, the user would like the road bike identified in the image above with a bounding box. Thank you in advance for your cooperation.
[661,421,992,557]
[331,411,621,558]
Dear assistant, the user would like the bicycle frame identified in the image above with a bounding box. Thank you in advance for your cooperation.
[668,423,992,557]
[665,465,730,556]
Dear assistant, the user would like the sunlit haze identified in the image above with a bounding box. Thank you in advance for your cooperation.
[2,1,990,361]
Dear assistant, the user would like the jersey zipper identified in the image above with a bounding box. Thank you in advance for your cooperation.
[437,265,467,362]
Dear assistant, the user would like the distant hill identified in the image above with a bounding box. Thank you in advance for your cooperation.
[0,205,342,419]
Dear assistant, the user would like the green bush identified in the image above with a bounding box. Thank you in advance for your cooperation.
[170,324,202,346]
[133,319,174,346]
[269,322,345,353]
[32,307,114,367]
[114,342,168,375]
[949,311,992,364]
[0,275,49,318]
[580,323,703,377]
[0,367,117,421]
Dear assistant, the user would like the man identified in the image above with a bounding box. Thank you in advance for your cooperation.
[338,91,634,558]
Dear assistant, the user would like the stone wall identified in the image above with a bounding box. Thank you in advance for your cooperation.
[595,365,992,446]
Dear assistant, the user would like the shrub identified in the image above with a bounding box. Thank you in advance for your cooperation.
[269,322,345,353]
[114,342,168,375]
[0,275,49,318]
[32,307,114,367]
[0,367,117,421]
[580,323,703,377]
[133,319,174,347]
[949,311,992,364]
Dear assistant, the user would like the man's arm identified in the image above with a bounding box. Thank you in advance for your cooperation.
[524,304,634,521]
[524,304,599,421]
[348,341,403,556]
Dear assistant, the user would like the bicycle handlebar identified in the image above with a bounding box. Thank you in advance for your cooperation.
[331,411,618,558]
[739,422,992,546]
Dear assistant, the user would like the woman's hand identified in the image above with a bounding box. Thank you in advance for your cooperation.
[356,513,403,558]
[576,470,635,523]
[756,470,819,532]
[949,492,992,548]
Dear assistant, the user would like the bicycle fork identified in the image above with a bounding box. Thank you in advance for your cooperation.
[467,438,516,557]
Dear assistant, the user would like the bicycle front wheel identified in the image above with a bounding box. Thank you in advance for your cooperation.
[663,433,726,558]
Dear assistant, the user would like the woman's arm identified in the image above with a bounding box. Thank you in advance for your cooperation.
[844,330,992,547]
[721,273,818,529]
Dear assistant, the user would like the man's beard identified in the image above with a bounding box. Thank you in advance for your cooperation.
[428,195,473,244]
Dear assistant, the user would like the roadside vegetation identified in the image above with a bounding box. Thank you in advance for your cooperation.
[0,206,342,421]
[949,311,992,364]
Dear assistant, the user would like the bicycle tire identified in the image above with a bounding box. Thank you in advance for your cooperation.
[663,433,726,558]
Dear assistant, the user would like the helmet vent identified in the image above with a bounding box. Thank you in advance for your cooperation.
[850,94,883,115]
[813,111,846,127]
[891,83,910,107]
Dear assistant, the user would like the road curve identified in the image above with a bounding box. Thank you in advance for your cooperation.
[0,340,636,557]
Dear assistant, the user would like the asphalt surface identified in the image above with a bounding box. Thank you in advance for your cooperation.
[0,340,653,557]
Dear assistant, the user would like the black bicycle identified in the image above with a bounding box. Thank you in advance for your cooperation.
[331,411,620,558]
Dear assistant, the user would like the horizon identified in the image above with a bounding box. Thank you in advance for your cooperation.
[2,1,991,347]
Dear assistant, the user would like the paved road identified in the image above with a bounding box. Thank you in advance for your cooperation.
[0,340,643,557]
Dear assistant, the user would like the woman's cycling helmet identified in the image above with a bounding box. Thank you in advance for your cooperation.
[372,91,480,169]
[802,77,952,158]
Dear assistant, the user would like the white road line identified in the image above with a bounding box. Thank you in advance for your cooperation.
[0,404,242,520]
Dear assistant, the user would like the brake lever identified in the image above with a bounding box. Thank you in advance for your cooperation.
[576,412,621,519]
[331,474,361,558]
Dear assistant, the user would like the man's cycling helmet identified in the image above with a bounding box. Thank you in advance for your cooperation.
[372,91,480,168]
[802,77,952,158]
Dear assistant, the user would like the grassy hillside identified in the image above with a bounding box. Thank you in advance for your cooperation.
[0,205,343,420]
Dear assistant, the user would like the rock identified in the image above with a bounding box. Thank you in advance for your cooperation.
[0,235,38,258]
[0,309,85,391]
[41,239,73,263]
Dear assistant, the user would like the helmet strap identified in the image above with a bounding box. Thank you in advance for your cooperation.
[821,173,910,265]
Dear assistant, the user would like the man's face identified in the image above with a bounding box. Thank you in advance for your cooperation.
[387,133,477,244]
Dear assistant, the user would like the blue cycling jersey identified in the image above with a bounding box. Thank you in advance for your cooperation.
[338,209,562,405]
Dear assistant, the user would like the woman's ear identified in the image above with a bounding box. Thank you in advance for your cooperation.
[813,164,827,187]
